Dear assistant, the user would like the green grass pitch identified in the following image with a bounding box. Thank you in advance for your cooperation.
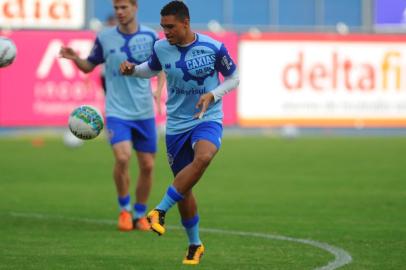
[0,135,405,269]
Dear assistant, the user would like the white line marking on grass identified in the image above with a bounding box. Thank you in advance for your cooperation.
[9,212,352,270]
[192,227,352,270]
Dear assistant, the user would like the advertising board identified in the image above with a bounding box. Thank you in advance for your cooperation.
[239,33,406,127]
[0,31,103,126]
[0,0,85,29]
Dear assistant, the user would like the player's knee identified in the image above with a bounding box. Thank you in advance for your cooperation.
[193,152,213,170]
[115,152,131,167]
[139,159,154,174]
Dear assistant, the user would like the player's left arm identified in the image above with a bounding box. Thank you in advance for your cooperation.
[211,70,239,102]
[195,44,239,119]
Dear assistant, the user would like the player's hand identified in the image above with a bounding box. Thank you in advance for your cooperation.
[59,47,78,60]
[120,60,135,75]
[194,92,214,119]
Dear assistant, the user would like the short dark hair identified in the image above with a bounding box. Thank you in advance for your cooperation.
[160,1,190,21]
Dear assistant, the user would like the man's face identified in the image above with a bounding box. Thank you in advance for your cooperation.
[113,0,137,26]
[160,15,189,45]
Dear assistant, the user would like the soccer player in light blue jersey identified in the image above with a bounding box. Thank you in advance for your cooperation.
[120,1,239,264]
[60,0,165,232]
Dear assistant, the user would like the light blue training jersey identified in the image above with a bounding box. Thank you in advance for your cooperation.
[148,33,237,135]
[88,25,158,120]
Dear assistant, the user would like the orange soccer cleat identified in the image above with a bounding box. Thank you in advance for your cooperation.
[133,217,151,231]
[118,210,133,231]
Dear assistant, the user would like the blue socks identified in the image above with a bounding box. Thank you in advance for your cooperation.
[156,185,184,212]
[118,196,147,218]
[155,187,201,245]
[182,215,201,245]
[133,203,147,219]
[118,195,131,212]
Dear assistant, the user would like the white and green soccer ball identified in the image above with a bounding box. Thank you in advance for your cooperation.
[68,105,104,140]
[0,36,17,68]
[63,129,84,148]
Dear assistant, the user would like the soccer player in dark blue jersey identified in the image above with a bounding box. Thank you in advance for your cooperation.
[60,0,165,232]
[120,0,239,264]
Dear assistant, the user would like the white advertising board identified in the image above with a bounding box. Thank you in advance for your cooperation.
[238,34,406,127]
[0,0,85,29]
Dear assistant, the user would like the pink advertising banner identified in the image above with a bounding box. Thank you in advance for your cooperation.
[0,30,104,126]
[0,30,238,127]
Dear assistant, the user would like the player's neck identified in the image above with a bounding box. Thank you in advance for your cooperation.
[118,20,138,34]
[179,31,196,46]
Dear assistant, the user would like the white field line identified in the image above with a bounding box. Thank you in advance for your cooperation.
[9,212,352,270]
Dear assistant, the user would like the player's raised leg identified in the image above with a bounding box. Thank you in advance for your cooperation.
[147,185,183,235]
[147,140,217,265]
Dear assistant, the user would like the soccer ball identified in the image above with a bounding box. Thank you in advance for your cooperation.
[0,36,17,68]
[63,129,84,148]
[68,105,104,140]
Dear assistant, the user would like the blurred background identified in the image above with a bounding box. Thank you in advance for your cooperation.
[1,0,406,136]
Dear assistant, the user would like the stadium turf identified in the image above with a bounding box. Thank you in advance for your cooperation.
[0,135,405,269]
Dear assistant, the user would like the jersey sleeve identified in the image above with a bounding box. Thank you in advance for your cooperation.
[215,43,236,77]
[87,37,104,65]
[147,46,162,71]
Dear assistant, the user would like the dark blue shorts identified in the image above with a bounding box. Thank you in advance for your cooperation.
[166,121,223,176]
[106,117,157,153]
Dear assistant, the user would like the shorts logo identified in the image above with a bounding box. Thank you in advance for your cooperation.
[176,43,218,85]
[167,152,174,166]
[107,129,114,141]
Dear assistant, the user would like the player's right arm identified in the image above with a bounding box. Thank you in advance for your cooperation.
[59,47,96,73]
[120,60,160,78]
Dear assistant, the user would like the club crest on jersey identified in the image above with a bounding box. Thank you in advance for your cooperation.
[121,33,155,64]
[176,44,217,85]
